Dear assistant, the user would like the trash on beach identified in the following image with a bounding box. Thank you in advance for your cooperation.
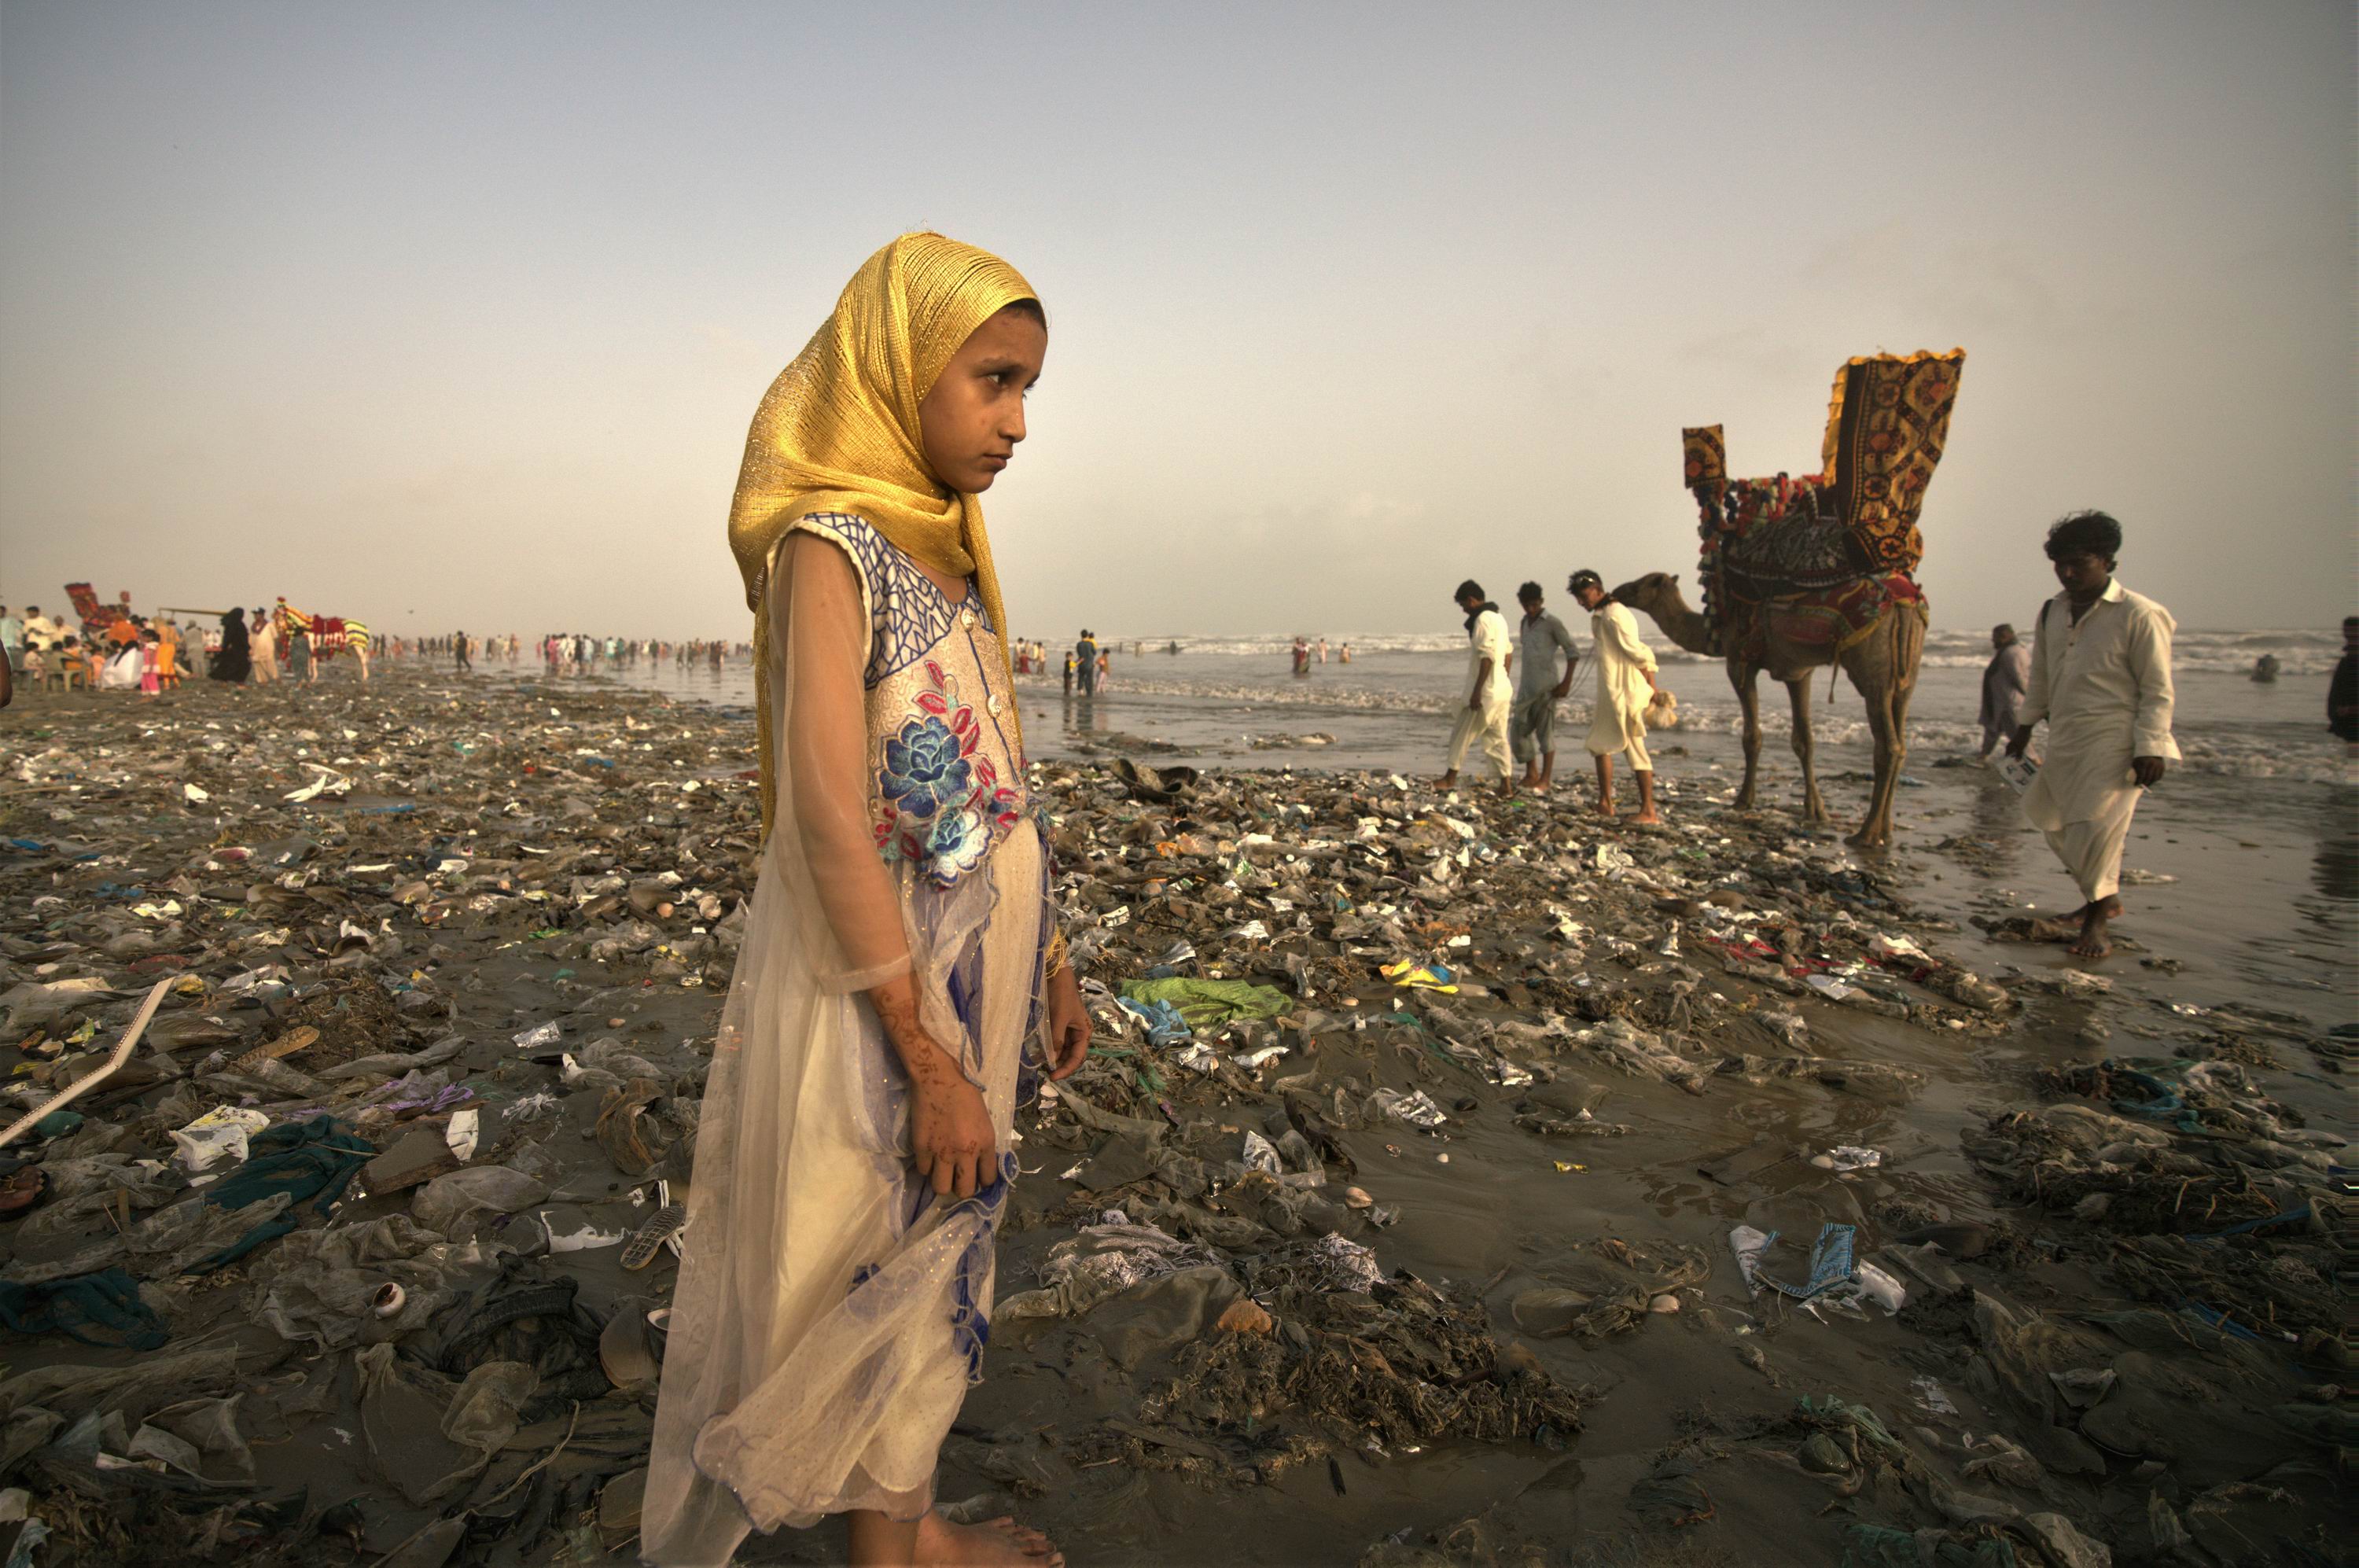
[1,657,2338,1562]
[168,1106,272,1173]
[1370,1088,1448,1128]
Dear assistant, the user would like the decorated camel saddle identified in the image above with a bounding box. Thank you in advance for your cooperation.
[1682,351,1963,662]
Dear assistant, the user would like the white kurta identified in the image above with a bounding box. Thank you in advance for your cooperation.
[2016,580,2179,903]
[1585,602,1658,769]
[1446,607,1514,778]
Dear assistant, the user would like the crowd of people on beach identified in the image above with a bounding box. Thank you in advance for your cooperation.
[0,601,398,695]
[0,609,778,700]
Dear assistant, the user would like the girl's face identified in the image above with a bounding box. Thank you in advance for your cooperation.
[918,304,1046,495]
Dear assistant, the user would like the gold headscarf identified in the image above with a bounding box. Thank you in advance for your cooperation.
[726,233,1039,838]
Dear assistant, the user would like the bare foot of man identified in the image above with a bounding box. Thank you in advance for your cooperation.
[1595,801,1617,819]
[2068,896,2122,959]
[1629,811,1662,826]
[913,1511,1064,1566]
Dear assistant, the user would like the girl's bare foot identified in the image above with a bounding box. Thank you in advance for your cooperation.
[911,1511,1063,1566]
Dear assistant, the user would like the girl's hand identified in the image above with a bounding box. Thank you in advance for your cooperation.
[1045,966,1092,1079]
[909,1071,998,1200]
[869,974,998,1199]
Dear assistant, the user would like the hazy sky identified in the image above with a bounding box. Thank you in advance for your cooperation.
[4,1,2352,642]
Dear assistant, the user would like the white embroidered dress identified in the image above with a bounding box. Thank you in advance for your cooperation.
[643,513,1050,1566]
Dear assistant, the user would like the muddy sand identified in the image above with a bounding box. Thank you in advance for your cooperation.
[0,664,2346,1567]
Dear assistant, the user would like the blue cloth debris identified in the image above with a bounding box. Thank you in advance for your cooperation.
[1739,1223,1858,1301]
[1115,997,1191,1048]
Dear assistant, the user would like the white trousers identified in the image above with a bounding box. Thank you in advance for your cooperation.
[1447,698,1512,780]
[2043,810,2134,904]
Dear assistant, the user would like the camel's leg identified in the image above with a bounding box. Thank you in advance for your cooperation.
[1849,678,1898,850]
[1846,613,1921,848]
[1870,611,1924,844]
[1785,676,1827,823]
[1731,661,1762,809]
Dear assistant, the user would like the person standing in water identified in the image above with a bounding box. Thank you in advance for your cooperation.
[1510,580,1580,794]
[2331,617,2359,759]
[1435,579,1514,795]
[1977,623,2031,760]
[644,234,1087,1568]
[1073,628,1099,697]
[2006,510,2178,959]
[1570,569,1661,824]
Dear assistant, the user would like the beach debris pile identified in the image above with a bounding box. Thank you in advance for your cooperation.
[0,670,2343,1565]
[1,672,755,1563]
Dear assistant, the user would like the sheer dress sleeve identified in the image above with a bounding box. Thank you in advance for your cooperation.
[774,529,911,990]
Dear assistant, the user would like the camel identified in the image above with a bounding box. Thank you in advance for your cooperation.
[1611,571,1925,849]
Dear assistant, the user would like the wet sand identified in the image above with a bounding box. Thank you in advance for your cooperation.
[1,663,2347,1566]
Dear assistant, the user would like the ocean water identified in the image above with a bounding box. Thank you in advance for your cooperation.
[499,624,2351,785]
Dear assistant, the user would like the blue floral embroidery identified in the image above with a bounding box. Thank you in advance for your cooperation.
[881,716,972,819]
[874,660,1023,888]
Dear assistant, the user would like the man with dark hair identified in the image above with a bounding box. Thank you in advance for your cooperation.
[1073,628,1098,697]
[2005,510,2178,957]
[1436,580,1514,794]
[1511,581,1580,793]
[2331,617,2358,757]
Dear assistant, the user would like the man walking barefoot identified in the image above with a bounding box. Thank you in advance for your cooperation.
[1435,580,1514,796]
[1511,581,1580,793]
[2005,511,2178,959]
[1570,571,1661,824]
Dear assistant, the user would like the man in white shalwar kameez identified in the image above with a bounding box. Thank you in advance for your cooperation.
[2006,511,2177,958]
[1570,570,1662,824]
[1436,579,1515,795]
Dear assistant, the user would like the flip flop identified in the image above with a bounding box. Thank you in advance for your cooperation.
[620,1180,686,1272]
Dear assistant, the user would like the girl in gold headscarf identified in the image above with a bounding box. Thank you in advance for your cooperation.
[644,234,1089,1568]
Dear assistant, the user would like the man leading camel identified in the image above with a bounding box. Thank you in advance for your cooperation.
[1570,570,1660,825]
[2005,510,2177,959]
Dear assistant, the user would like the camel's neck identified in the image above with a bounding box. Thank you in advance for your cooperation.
[1640,595,1718,656]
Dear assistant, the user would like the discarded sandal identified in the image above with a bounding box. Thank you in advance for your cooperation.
[598,1297,663,1386]
[0,1165,48,1218]
[620,1181,686,1271]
